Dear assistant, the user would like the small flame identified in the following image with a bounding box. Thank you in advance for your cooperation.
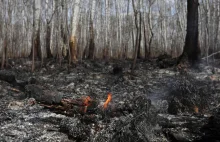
[82,96,92,113]
[103,93,112,109]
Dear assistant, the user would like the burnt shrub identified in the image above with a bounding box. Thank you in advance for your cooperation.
[167,75,215,115]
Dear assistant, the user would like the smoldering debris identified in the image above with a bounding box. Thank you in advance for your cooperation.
[0,59,220,142]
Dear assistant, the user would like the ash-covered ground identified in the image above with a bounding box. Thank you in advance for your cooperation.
[0,58,220,142]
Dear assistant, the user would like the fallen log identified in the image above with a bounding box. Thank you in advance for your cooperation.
[25,84,63,104]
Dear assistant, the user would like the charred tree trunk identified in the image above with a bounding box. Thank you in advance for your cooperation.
[31,35,35,72]
[61,21,68,59]
[103,46,109,60]
[30,30,41,59]
[1,39,7,69]
[88,0,96,60]
[143,21,149,59]
[31,30,41,72]
[178,0,200,64]
[30,0,41,61]
[31,0,41,72]
[46,23,53,58]
[88,20,95,59]
[137,15,142,59]
[45,0,53,59]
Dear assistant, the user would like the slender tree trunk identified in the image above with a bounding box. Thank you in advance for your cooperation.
[203,0,210,63]
[1,0,6,69]
[31,0,41,72]
[61,0,68,59]
[56,0,62,65]
[104,0,110,61]
[69,0,80,64]
[131,0,141,72]
[88,0,96,59]
[179,0,200,64]
[46,23,53,58]
[143,19,149,59]
[45,0,53,58]
[148,1,155,58]
[88,20,95,59]
[31,35,35,72]
[214,1,220,59]
[137,13,142,59]
[1,39,6,69]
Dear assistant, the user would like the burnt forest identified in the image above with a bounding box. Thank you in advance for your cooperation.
[0,0,220,142]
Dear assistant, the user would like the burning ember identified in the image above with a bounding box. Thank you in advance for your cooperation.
[83,96,92,106]
[194,106,199,114]
[103,93,112,110]
[82,96,92,113]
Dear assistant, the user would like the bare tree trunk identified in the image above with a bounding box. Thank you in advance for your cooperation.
[31,0,41,72]
[143,19,149,59]
[61,0,68,60]
[45,0,53,58]
[131,0,141,72]
[137,13,142,59]
[69,0,80,64]
[104,0,110,61]
[1,0,6,69]
[55,0,62,65]
[88,0,96,60]
[178,0,200,64]
[214,1,220,59]
[46,23,53,58]
[147,0,155,58]
[1,40,6,69]
[202,0,210,63]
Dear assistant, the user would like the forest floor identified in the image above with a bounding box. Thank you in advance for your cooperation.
[0,57,220,142]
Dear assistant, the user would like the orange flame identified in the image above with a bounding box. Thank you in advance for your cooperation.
[103,93,112,109]
[82,96,92,113]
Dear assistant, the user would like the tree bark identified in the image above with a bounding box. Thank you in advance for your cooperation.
[88,0,96,60]
[45,0,53,58]
[31,0,41,72]
[179,0,201,64]
[1,0,6,69]
[214,1,220,59]
[137,13,142,59]
[46,23,53,58]
[31,0,41,68]
[69,0,80,63]
[30,1,41,60]
[131,0,141,72]
[147,0,155,58]
[104,0,110,61]
[1,39,7,69]
[88,20,95,59]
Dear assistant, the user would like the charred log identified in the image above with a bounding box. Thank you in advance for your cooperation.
[25,84,63,104]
